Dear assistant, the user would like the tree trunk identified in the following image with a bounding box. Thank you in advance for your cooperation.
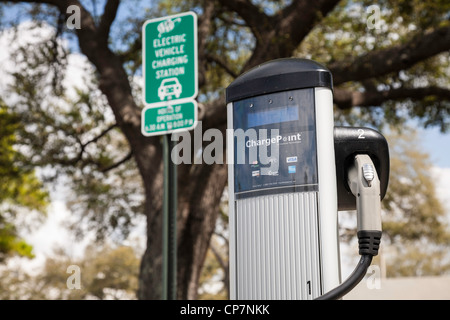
[177,163,228,299]
[133,137,164,299]
[137,126,228,299]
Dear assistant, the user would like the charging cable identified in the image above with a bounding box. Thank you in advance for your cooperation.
[316,154,382,300]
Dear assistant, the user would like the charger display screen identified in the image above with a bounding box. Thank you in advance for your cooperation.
[247,105,299,127]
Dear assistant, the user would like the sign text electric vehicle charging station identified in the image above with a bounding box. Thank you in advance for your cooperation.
[226,58,390,300]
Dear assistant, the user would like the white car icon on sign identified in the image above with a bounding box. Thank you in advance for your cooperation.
[158,77,182,101]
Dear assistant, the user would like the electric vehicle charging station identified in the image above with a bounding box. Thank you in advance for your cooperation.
[226,58,389,300]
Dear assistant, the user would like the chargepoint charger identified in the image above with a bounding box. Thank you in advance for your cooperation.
[226,58,389,300]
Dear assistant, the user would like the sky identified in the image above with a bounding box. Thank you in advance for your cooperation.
[0,10,449,288]
[419,126,450,168]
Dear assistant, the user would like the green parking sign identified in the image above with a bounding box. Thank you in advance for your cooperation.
[143,11,198,105]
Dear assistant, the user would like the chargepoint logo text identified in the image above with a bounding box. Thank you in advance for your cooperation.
[246,135,282,148]
[245,132,302,148]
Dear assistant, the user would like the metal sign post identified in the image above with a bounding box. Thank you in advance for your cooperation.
[142,11,198,300]
[162,134,178,300]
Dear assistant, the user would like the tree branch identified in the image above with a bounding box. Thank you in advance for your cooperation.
[217,0,269,34]
[197,0,216,89]
[9,0,141,129]
[235,0,340,71]
[81,123,118,149]
[1,0,71,10]
[334,86,450,110]
[97,0,120,45]
[201,0,341,130]
[100,150,133,173]
[210,239,228,273]
[48,123,118,168]
[279,0,341,48]
[205,53,239,79]
[117,33,141,63]
[329,23,450,86]
[2,0,155,195]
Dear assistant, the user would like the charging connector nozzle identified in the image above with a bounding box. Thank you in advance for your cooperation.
[347,154,382,256]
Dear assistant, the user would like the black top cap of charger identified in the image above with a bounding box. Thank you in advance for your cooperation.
[226,58,333,103]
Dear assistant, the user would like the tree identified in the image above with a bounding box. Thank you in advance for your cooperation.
[0,102,48,262]
[197,202,229,300]
[0,0,449,299]
[381,128,450,277]
[0,242,141,300]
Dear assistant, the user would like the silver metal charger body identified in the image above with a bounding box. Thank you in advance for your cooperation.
[226,58,340,299]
